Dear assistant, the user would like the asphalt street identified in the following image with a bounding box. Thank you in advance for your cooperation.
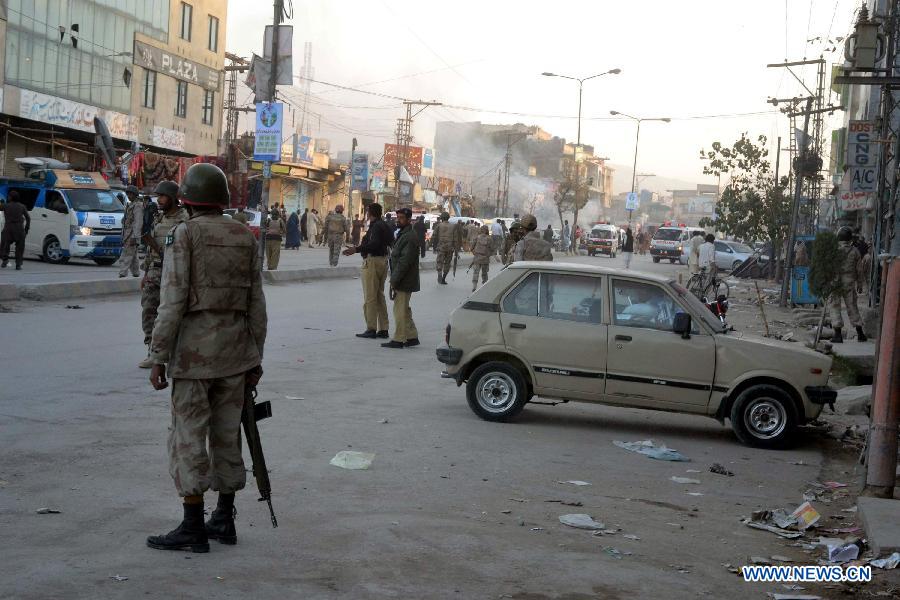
[0,252,845,599]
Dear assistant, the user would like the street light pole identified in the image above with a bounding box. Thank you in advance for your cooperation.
[542,68,620,252]
[609,111,670,224]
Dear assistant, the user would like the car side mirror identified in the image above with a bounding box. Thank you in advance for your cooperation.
[673,312,691,339]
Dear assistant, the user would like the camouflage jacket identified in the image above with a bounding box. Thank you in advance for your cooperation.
[514,230,553,262]
[150,213,267,379]
[121,200,144,243]
[143,207,188,271]
[432,221,455,251]
[502,229,525,264]
[837,241,862,281]
[472,233,494,265]
[323,213,350,236]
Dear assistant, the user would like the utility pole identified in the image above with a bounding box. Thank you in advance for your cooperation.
[258,0,283,270]
[779,97,814,307]
[393,100,441,208]
[222,53,249,148]
[347,137,357,218]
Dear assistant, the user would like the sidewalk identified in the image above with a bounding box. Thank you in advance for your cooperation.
[0,246,438,301]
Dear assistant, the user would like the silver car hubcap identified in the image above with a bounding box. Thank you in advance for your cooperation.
[744,398,786,439]
[46,240,62,261]
[477,372,516,414]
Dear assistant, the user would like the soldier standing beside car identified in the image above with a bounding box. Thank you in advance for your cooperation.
[147,163,267,553]
[138,181,187,369]
[471,225,493,292]
[431,211,454,285]
[323,205,350,267]
[116,186,144,277]
[382,207,419,349]
[501,221,525,265]
[513,215,553,262]
[829,226,868,344]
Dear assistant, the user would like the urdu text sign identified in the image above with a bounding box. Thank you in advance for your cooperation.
[254,103,284,162]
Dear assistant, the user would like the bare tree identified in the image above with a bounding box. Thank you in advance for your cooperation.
[553,158,589,252]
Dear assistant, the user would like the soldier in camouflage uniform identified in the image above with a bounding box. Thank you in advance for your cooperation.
[138,181,188,369]
[323,205,350,267]
[829,226,867,344]
[470,225,493,292]
[147,163,267,553]
[513,214,553,262]
[502,221,526,265]
[431,211,455,284]
[116,186,143,277]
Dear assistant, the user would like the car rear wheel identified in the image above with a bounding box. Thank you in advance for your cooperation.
[730,384,797,448]
[652,257,660,263]
[466,362,529,422]
[669,258,677,264]
[732,260,743,271]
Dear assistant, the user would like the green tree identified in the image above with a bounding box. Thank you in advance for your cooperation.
[698,134,791,252]
[809,231,843,299]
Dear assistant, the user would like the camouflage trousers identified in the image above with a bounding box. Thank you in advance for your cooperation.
[472,263,489,287]
[829,278,862,329]
[327,233,344,267]
[117,241,140,277]
[141,266,162,345]
[436,249,454,277]
[168,373,247,497]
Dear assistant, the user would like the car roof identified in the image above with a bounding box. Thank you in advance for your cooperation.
[505,261,672,284]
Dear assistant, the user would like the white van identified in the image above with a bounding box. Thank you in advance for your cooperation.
[650,226,706,264]
[0,169,124,265]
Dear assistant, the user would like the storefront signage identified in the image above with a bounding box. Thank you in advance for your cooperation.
[133,40,222,91]
[18,88,137,141]
[150,125,185,152]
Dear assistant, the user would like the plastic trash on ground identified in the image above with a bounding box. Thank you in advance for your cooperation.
[613,439,690,462]
[827,543,860,563]
[870,552,900,569]
[558,514,605,530]
[789,501,821,530]
[329,451,375,470]
[558,480,591,486]
[670,476,701,484]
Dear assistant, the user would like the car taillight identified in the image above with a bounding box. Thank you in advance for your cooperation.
[445,323,451,344]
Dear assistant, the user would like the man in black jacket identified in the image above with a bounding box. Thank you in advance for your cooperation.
[0,191,31,270]
[382,208,419,349]
[413,215,427,258]
[344,203,392,338]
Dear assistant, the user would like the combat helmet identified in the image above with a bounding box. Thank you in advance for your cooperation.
[836,226,853,242]
[520,214,538,231]
[179,163,230,207]
[153,180,179,201]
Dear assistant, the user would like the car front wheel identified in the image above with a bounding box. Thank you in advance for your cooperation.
[730,384,797,448]
[466,362,529,422]
[652,257,660,263]
[732,260,743,271]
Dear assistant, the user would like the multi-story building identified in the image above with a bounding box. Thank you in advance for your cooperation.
[0,0,226,174]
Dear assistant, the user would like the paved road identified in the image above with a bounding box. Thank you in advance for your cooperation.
[0,255,838,599]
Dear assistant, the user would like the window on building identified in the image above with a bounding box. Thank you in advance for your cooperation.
[208,15,219,52]
[175,81,188,118]
[202,90,215,125]
[142,70,156,109]
[180,2,193,41]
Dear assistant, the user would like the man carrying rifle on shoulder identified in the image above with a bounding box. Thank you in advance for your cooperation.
[147,164,269,553]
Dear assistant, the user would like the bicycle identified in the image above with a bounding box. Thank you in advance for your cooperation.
[687,268,729,301]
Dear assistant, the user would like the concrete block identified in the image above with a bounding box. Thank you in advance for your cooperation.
[858,496,900,555]
[836,385,872,416]
[0,284,18,301]
[18,279,140,301]
[831,342,877,376]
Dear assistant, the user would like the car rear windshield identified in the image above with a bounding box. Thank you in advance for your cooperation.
[652,228,682,241]
[65,189,124,212]
[730,242,753,253]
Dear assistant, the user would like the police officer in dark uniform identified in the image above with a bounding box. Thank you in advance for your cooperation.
[1,190,31,269]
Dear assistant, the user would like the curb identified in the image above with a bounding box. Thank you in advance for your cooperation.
[4,260,437,302]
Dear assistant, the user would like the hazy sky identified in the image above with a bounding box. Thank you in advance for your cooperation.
[226,0,858,191]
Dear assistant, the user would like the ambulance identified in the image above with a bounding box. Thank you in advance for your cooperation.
[0,159,124,265]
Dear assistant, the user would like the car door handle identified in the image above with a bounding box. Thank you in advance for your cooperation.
[615,334,632,341]
[41,213,48,218]
[509,323,526,329]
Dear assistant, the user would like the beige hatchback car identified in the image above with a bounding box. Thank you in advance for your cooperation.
[436,262,836,448]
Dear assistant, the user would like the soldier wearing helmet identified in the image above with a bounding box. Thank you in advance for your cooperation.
[147,163,268,553]
[513,214,553,262]
[137,180,188,369]
[431,211,455,284]
[501,221,526,265]
[829,226,867,343]
[470,224,493,292]
[323,204,350,267]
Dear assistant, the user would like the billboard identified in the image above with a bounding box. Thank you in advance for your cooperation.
[351,153,369,192]
[253,102,283,162]
[383,143,423,177]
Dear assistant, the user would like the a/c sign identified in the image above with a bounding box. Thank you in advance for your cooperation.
[849,166,877,193]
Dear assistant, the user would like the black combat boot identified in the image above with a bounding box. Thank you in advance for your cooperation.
[856,326,868,342]
[205,493,237,545]
[147,501,209,553]
[832,327,843,344]
[376,330,389,338]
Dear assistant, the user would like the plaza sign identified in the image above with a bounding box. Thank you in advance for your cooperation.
[133,40,222,91]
